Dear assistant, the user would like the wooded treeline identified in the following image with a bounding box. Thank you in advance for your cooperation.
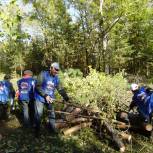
[0,0,153,77]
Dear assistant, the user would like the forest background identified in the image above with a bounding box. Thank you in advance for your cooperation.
[1,0,153,78]
[0,1,153,153]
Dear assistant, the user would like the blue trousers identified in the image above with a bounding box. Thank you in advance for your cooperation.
[34,101,55,131]
[20,100,34,127]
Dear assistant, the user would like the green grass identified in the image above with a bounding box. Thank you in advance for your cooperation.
[0,117,153,153]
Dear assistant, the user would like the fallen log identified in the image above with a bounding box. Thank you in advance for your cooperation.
[65,107,82,121]
[116,111,129,123]
[115,121,152,132]
[53,110,103,120]
[103,121,125,152]
[64,106,74,112]
[62,122,92,136]
[54,100,93,112]
[55,118,93,129]
[115,123,130,129]
[143,123,153,131]
[113,120,127,125]
[129,113,153,131]
[70,117,93,124]
[53,106,127,152]
[55,119,68,129]
[119,132,132,142]
[116,111,153,131]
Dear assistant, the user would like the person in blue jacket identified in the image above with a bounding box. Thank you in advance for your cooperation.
[0,80,9,120]
[3,74,15,112]
[34,62,69,136]
[129,83,153,123]
[17,70,36,127]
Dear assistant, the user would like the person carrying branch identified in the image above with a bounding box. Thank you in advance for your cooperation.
[34,62,69,137]
[129,83,153,123]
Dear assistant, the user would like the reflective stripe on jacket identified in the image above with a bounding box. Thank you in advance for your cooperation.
[35,71,59,103]
[0,81,9,104]
[17,77,36,102]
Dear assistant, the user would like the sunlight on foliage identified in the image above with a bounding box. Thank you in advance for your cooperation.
[62,67,128,118]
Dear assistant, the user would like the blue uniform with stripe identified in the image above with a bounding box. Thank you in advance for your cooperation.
[0,81,9,104]
[145,93,153,115]
[132,87,153,120]
[35,71,59,103]
[17,77,36,102]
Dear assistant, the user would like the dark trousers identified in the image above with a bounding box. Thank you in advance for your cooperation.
[34,101,55,131]
[0,103,9,120]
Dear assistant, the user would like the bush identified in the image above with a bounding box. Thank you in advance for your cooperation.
[62,67,129,118]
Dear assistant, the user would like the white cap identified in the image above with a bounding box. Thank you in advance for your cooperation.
[130,83,139,91]
[51,62,60,70]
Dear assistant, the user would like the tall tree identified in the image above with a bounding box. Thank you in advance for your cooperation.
[0,0,29,76]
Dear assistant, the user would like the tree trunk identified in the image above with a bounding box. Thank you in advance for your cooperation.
[62,122,92,136]
[116,112,153,131]
[65,107,82,121]
[103,121,125,152]
[99,0,104,15]
[70,118,93,124]
[119,132,132,142]
[55,119,68,129]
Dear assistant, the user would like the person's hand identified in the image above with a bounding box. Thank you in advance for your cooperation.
[45,95,54,103]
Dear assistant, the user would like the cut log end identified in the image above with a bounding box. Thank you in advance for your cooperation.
[62,122,92,136]
[119,132,132,142]
[128,135,132,142]
[120,146,125,153]
[144,124,153,131]
[55,122,68,129]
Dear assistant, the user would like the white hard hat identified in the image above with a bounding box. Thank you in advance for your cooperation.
[51,62,60,70]
[130,83,139,91]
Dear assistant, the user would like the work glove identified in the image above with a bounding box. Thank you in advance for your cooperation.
[59,89,69,102]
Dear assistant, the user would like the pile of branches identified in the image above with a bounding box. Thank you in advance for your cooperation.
[52,100,152,152]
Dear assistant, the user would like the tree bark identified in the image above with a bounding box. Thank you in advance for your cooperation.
[116,111,153,131]
[119,132,132,142]
[70,118,93,124]
[62,122,92,136]
[55,119,68,129]
[103,121,125,152]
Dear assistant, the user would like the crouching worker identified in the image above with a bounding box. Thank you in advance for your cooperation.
[0,80,9,120]
[17,70,36,128]
[129,83,153,123]
[34,62,69,137]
